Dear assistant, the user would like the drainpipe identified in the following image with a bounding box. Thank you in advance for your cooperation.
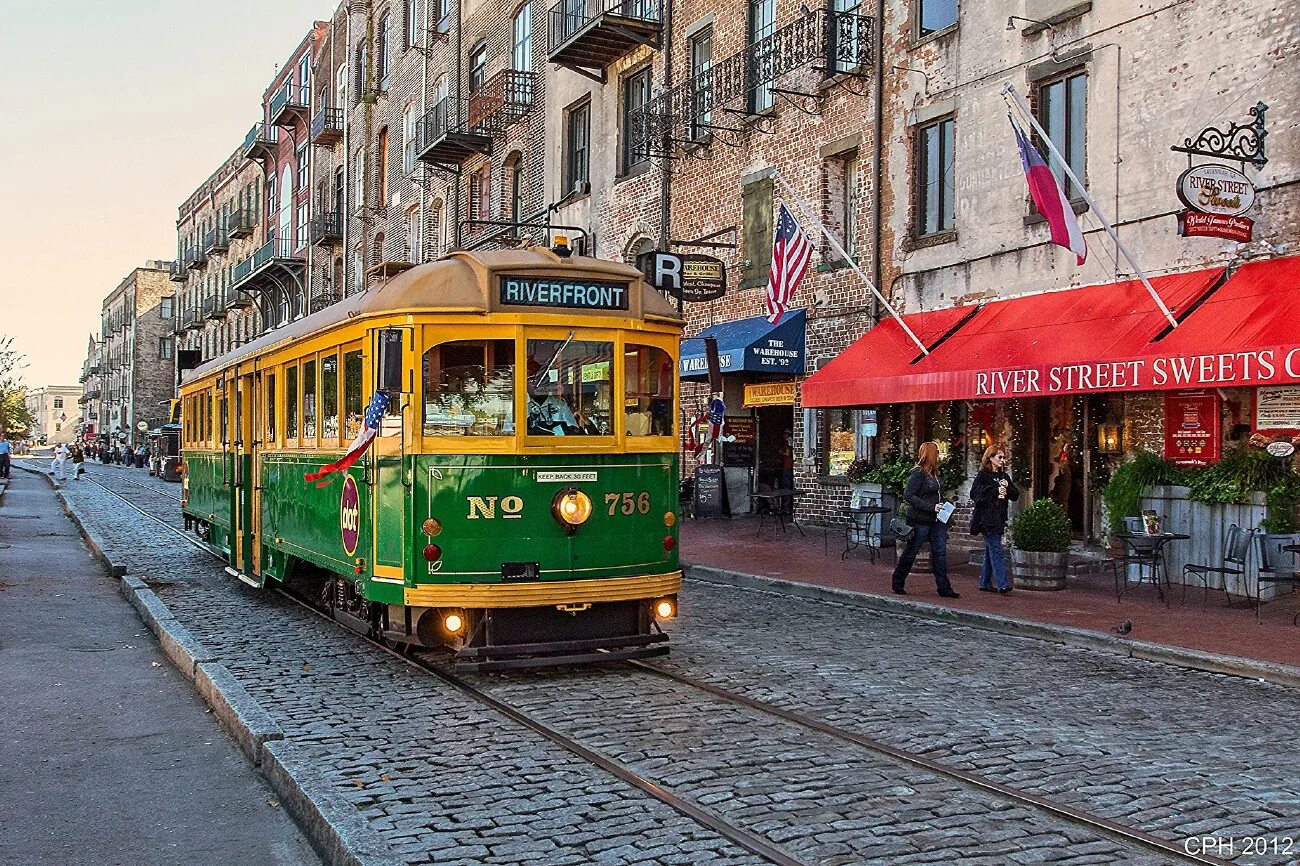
[342,10,352,297]
[870,0,884,327]
[453,0,464,248]
[658,0,673,259]
[418,0,429,262]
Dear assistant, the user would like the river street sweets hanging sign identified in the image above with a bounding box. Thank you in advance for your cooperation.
[1175,164,1256,241]
[972,347,1300,399]
[1163,389,1222,466]
[1179,212,1254,243]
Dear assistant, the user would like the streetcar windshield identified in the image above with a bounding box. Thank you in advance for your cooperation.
[422,339,515,436]
[526,338,613,436]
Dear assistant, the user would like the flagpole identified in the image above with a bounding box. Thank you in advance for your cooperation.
[1000,83,1179,329]
[771,170,929,356]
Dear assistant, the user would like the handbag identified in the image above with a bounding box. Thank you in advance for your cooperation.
[889,516,914,541]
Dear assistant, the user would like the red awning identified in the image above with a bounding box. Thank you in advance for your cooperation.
[799,260,1300,406]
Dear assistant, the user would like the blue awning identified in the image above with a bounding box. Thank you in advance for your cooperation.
[680,309,806,378]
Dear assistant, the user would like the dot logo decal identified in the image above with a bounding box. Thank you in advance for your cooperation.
[340,474,360,557]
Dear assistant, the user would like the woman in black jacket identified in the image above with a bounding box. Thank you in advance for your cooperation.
[891,441,960,598]
[970,444,1020,593]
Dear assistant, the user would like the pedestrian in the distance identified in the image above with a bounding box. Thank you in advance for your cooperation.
[71,443,86,479]
[0,437,11,478]
[970,444,1020,594]
[52,442,70,482]
[891,441,960,598]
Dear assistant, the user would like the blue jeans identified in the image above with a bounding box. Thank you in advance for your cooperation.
[979,532,1011,590]
[891,522,952,592]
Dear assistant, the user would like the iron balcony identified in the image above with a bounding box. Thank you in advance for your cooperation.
[310,292,339,314]
[416,74,534,170]
[242,122,280,162]
[204,227,229,255]
[309,211,344,246]
[547,0,662,77]
[226,289,255,310]
[231,237,305,294]
[168,260,187,282]
[311,107,344,147]
[270,82,309,128]
[227,208,257,239]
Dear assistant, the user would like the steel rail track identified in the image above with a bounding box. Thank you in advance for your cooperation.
[85,465,183,501]
[81,475,1235,866]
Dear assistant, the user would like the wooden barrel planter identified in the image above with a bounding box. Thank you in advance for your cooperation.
[1010,549,1068,591]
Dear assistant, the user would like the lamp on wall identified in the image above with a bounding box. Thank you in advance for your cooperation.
[1096,423,1124,454]
[971,427,991,449]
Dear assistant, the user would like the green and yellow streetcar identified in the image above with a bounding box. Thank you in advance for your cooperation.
[179,244,684,668]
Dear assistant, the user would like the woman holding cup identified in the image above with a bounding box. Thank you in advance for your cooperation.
[970,445,1020,594]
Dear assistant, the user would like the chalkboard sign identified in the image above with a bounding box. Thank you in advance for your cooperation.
[694,464,726,518]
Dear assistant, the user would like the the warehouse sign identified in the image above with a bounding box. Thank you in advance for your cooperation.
[499,277,629,310]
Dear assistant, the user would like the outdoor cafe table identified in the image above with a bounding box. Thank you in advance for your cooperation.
[842,505,892,562]
[1115,532,1191,602]
[753,489,803,536]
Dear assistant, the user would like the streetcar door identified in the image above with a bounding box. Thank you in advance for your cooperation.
[232,369,258,581]
[371,328,413,582]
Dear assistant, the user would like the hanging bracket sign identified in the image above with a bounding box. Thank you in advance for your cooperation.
[1175,164,1256,242]
[638,251,726,302]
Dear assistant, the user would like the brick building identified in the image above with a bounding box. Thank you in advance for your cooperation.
[173,145,265,367]
[799,0,1300,545]
[25,386,82,446]
[77,335,103,444]
[98,262,176,447]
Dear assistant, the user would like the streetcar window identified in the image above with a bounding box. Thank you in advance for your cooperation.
[219,395,228,446]
[624,344,674,437]
[525,338,613,436]
[321,353,340,444]
[286,365,298,441]
[344,350,363,439]
[266,372,277,443]
[422,339,515,436]
[303,359,318,441]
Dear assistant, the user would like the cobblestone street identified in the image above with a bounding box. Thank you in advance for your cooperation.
[21,460,1300,866]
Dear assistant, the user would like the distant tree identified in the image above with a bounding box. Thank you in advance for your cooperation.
[0,336,34,438]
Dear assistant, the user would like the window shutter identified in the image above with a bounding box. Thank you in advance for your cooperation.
[741,177,774,283]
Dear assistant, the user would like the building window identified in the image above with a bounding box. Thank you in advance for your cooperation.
[53,397,64,409]
[565,100,590,193]
[917,0,957,37]
[376,126,389,205]
[405,208,420,262]
[402,103,418,175]
[916,116,955,236]
[352,249,364,294]
[689,28,713,139]
[466,167,489,222]
[1037,71,1088,200]
[825,151,859,260]
[622,66,652,172]
[512,5,532,72]
[160,297,173,320]
[508,156,525,223]
[297,53,310,93]
[822,409,870,477]
[748,0,776,113]
[405,0,419,49]
[377,11,391,87]
[159,337,173,360]
[355,40,368,101]
[296,141,308,191]
[469,43,487,93]
[296,201,309,249]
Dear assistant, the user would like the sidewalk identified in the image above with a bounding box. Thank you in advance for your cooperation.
[682,515,1300,676]
[0,471,320,866]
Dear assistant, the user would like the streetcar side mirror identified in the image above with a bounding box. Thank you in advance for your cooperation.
[376,328,405,394]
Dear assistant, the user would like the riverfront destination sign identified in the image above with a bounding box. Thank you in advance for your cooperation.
[970,345,1300,400]
[499,276,629,310]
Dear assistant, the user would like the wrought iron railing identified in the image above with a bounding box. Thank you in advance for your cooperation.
[631,8,873,151]
[309,211,344,245]
[270,83,309,120]
[203,226,229,254]
[418,96,456,149]
[169,260,186,281]
[232,237,302,288]
[467,70,535,134]
[232,256,253,285]
[242,122,279,154]
[201,296,216,317]
[310,107,344,142]
[310,292,340,313]
[227,208,257,238]
[226,290,254,309]
[548,0,662,53]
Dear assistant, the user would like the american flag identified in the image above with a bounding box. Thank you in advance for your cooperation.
[303,391,391,487]
[765,203,813,325]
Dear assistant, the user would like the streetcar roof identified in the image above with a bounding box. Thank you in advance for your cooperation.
[183,247,683,385]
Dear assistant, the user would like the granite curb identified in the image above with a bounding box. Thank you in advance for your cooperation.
[685,562,1300,690]
[19,461,402,866]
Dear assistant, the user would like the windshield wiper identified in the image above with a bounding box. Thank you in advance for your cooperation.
[534,330,575,389]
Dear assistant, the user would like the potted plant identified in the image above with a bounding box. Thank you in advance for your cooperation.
[1008,498,1072,591]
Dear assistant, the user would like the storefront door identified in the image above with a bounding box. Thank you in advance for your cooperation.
[755,405,793,493]
[1030,397,1086,534]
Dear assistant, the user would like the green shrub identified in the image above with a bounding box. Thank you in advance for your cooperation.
[1100,451,1186,534]
[1010,498,1072,553]
[852,457,914,492]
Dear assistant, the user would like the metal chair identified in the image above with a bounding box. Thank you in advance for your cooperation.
[1181,523,1251,608]
[1254,533,1300,625]
[1112,516,1168,606]
[842,501,881,564]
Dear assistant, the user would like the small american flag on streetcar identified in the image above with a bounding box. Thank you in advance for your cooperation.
[765,203,813,325]
[303,391,391,487]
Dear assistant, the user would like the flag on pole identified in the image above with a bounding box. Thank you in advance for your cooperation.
[303,391,391,487]
[765,203,813,325]
[1010,118,1087,265]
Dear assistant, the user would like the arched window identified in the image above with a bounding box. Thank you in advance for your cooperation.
[277,165,293,253]
[512,5,532,72]
[376,126,389,204]
[354,40,368,101]
[505,153,525,224]
[405,0,419,49]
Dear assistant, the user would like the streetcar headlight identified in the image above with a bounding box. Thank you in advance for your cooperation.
[654,597,677,619]
[442,611,464,634]
[551,487,593,533]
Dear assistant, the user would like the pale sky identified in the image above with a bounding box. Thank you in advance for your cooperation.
[0,0,329,388]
